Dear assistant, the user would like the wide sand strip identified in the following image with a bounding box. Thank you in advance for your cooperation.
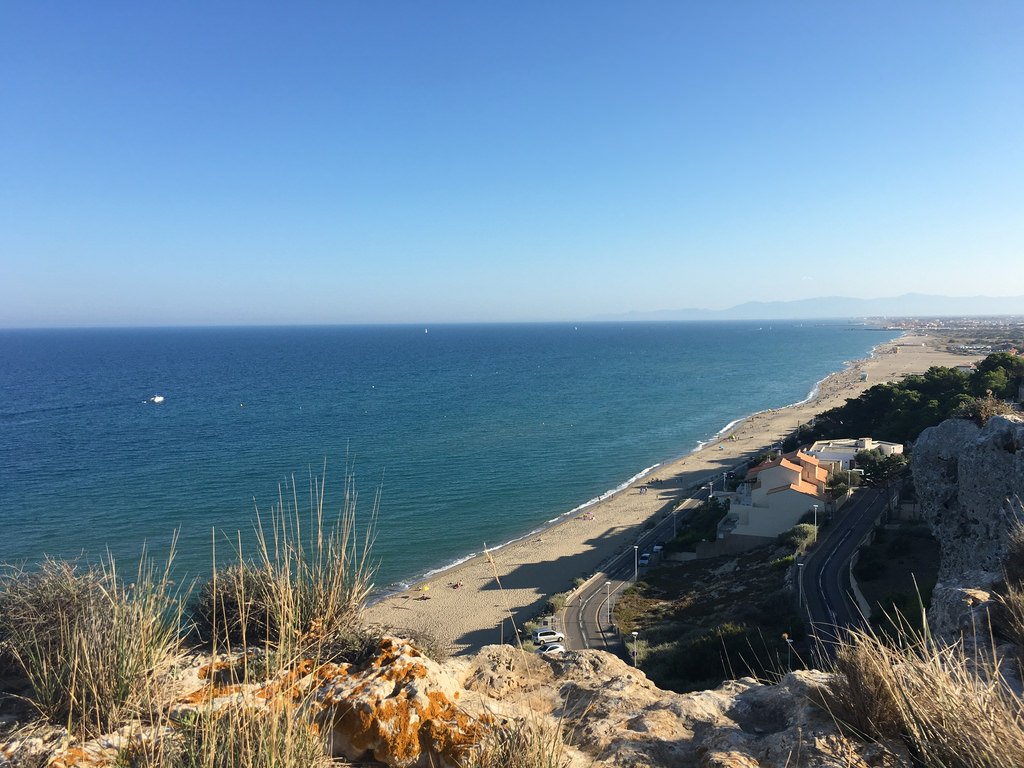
[363,333,977,655]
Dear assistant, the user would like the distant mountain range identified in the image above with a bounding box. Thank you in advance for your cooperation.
[599,293,1024,322]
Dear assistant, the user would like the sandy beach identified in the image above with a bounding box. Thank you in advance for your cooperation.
[363,333,978,655]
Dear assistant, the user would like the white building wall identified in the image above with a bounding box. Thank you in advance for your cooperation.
[749,463,802,506]
[729,490,821,538]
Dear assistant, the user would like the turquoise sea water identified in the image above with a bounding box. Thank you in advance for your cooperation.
[0,322,892,590]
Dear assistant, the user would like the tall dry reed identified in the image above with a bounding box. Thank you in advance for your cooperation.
[135,700,332,768]
[0,541,184,736]
[126,463,380,767]
[247,461,378,667]
[823,615,1024,768]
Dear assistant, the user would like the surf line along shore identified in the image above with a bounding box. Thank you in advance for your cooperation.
[362,334,978,656]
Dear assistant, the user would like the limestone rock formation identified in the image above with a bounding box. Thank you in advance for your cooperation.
[912,413,1024,639]
[16,637,901,768]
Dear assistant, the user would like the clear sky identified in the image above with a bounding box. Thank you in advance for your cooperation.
[2,2,1022,327]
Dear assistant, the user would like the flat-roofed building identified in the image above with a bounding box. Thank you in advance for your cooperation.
[805,437,903,471]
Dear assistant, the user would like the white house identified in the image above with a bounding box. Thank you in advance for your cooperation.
[805,437,903,471]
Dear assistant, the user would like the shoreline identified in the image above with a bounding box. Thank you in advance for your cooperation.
[363,332,979,655]
[372,372,833,601]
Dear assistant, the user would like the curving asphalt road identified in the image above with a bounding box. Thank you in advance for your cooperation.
[556,485,889,664]
[796,487,888,659]
[561,493,708,654]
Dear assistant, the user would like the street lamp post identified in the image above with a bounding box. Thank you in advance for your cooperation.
[633,545,638,581]
[797,561,805,607]
[606,581,612,626]
[812,503,819,542]
[631,631,639,667]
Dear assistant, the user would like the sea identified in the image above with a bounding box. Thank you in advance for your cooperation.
[0,322,893,593]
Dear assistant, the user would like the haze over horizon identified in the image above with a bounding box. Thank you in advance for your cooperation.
[4,4,1023,328]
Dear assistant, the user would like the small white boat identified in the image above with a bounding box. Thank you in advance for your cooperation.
[149,395,165,403]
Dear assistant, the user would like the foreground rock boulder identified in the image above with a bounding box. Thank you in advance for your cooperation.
[23,636,901,768]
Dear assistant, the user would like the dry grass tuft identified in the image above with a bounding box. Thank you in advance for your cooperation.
[147,700,332,768]
[192,460,379,673]
[246,461,378,669]
[461,716,571,768]
[0,542,184,736]
[821,615,1024,768]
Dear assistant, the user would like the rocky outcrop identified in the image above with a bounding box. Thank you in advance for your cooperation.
[912,413,1024,639]
[19,637,902,768]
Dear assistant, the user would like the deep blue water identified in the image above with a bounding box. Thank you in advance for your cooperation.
[0,322,891,589]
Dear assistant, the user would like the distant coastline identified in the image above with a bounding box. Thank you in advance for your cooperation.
[594,294,1024,323]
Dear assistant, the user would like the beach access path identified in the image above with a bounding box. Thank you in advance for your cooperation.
[362,334,979,655]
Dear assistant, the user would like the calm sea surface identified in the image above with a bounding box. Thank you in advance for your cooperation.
[0,322,891,590]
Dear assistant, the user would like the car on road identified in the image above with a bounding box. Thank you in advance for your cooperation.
[532,628,565,644]
[652,542,664,552]
[536,643,566,654]
[638,552,652,566]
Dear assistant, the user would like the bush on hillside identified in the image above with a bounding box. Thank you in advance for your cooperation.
[777,523,816,554]
[666,498,729,553]
[545,592,568,615]
[952,393,1017,427]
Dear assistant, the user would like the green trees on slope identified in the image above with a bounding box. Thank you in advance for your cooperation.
[809,352,1023,446]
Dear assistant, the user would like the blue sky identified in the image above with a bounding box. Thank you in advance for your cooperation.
[3,3,1022,326]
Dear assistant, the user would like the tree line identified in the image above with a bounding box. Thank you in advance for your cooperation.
[803,351,1024,447]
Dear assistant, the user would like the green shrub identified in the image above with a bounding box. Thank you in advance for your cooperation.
[777,523,816,553]
[545,592,568,615]
[770,554,795,571]
[666,499,728,553]
[612,582,653,633]
[853,545,886,582]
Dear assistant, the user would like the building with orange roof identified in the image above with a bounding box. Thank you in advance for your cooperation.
[724,451,830,540]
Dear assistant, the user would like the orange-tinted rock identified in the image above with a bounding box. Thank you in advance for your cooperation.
[18,637,901,768]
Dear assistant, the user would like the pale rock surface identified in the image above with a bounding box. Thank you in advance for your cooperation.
[18,636,903,768]
[912,414,1024,640]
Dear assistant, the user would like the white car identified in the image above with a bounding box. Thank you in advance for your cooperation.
[638,552,652,566]
[536,643,566,654]
[532,628,565,644]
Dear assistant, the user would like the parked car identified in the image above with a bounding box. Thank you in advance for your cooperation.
[652,542,664,552]
[532,628,565,644]
[638,552,652,566]
[536,643,566,654]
